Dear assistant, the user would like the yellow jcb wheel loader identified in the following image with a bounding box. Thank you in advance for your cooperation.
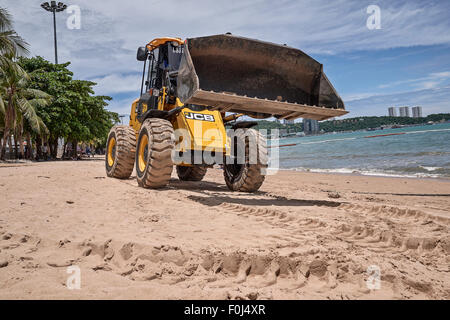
[105,34,347,192]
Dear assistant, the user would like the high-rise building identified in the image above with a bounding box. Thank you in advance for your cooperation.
[412,106,423,118]
[388,107,397,117]
[399,106,410,117]
[303,118,319,135]
[283,119,294,125]
[279,129,288,137]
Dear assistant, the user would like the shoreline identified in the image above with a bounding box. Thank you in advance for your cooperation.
[277,167,450,182]
[2,158,450,182]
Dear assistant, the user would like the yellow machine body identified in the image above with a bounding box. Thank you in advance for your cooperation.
[107,35,347,192]
[129,94,230,166]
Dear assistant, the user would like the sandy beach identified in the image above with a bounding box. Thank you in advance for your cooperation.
[0,158,449,299]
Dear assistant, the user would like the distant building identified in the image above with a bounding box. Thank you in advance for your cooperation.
[412,106,423,118]
[388,107,397,117]
[283,119,294,125]
[399,106,410,117]
[303,118,319,135]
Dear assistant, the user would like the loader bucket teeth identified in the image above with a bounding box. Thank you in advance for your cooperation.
[177,34,347,121]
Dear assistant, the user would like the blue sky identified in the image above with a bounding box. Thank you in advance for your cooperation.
[4,0,450,118]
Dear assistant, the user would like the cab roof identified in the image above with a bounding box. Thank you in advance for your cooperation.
[146,37,184,51]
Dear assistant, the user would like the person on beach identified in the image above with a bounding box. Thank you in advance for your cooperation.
[86,145,92,158]
[42,144,48,160]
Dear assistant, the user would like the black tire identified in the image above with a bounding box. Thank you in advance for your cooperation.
[135,118,174,189]
[176,165,207,181]
[105,125,136,179]
[224,128,268,192]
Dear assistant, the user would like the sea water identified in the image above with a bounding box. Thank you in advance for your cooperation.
[274,122,450,178]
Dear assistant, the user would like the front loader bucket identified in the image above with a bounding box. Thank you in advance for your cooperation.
[177,34,347,121]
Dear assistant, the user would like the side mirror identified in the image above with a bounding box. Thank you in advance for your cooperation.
[136,46,148,61]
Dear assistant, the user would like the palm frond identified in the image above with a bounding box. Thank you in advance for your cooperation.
[29,97,50,106]
[0,95,5,116]
[0,7,29,56]
[37,116,48,135]
[0,95,4,131]
[23,88,52,100]
[5,31,29,56]
[0,7,13,32]
[0,29,29,57]
[0,53,28,78]
[17,98,42,134]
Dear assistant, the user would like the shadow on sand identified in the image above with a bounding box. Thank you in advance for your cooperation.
[167,179,342,208]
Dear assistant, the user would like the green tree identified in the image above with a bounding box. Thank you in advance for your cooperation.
[0,55,50,159]
[18,56,117,158]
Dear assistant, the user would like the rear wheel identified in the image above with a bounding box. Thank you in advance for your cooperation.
[176,165,207,181]
[135,118,175,189]
[105,125,136,179]
[224,128,267,192]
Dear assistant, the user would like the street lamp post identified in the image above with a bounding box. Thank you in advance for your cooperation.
[41,1,67,64]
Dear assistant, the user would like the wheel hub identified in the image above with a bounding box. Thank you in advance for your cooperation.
[138,134,149,172]
[107,137,116,167]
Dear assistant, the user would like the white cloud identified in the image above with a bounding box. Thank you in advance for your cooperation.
[418,81,440,90]
[378,71,450,89]
[90,73,141,95]
[342,92,380,101]
[430,71,450,78]
[106,97,135,117]
[345,86,450,117]
[3,0,450,115]
[8,1,450,74]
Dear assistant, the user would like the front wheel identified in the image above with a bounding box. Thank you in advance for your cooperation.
[105,125,136,179]
[224,128,268,192]
[135,118,175,189]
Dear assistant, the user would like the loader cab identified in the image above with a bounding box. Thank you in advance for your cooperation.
[151,42,183,91]
[136,39,184,114]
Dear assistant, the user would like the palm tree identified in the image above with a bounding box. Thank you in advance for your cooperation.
[0,6,44,160]
[0,55,50,160]
[0,7,29,56]
[0,89,5,134]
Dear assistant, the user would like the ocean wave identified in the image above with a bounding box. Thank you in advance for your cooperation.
[389,165,450,175]
[419,166,442,172]
[295,137,358,145]
[283,167,450,179]
[316,152,450,160]
[412,151,450,156]
[280,152,450,163]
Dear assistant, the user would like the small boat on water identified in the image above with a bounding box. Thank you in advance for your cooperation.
[364,132,406,138]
